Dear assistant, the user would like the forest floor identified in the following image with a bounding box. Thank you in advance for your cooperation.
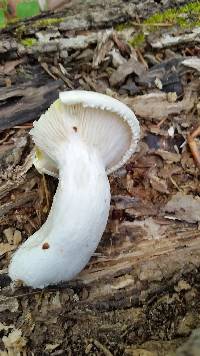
[0,1,200,355]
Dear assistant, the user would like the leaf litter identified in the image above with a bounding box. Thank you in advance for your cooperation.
[0,8,200,355]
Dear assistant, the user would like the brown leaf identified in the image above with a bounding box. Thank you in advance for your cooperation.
[0,243,15,256]
[110,57,146,87]
[92,30,113,68]
[149,175,169,194]
[182,57,200,72]
[155,149,181,163]
[0,58,25,75]
[164,193,200,223]
[125,87,196,121]
[112,32,131,56]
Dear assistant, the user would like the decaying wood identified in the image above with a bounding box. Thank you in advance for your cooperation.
[0,78,62,131]
[150,27,200,49]
[0,0,200,355]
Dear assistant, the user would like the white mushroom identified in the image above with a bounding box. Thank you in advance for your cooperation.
[8,90,140,289]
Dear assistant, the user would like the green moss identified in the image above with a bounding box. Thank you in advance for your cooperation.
[8,17,18,24]
[21,37,37,46]
[144,1,200,28]
[115,22,133,31]
[128,33,145,48]
[35,17,65,27]
[14,16,65,39]
[121,1,200,48]
[14,24,26,39]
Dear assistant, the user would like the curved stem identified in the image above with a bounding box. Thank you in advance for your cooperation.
[9,136,111,288]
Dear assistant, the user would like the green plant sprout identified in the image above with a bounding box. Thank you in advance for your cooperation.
[16,0,40,19]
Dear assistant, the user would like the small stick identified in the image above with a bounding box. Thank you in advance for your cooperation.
[93,340,113,356]
[187,126,200,168]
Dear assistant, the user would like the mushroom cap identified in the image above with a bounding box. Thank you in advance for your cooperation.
[33,90,140,174]
[34,147,58,178]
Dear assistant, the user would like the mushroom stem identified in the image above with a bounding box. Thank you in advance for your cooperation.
[9,134,110,288]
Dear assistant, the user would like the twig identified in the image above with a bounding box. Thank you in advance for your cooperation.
[42,174,50,212]
[156,117,168,128]
[40,62,58,80]
[187,126,200,168]
[169,177,182,192]
[136,48,148,69]
[93,340,113,356]
[14,124,33,129]
[131,21,174,27]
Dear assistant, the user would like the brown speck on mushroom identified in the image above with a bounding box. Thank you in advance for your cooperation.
[73,126,78,132]
[42,242,50,249]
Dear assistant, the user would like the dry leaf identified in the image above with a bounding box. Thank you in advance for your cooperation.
[0,323,14,332]
[3,329,26,353]
[155,150,181,163]
[125,88,196,121]
[182,56,200,72]
[0,295,19,313]
[149,176,169,194]
[0,243,15,256]
[110,57,146,87]
[93,30,113,68]
[164,193,200,223]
